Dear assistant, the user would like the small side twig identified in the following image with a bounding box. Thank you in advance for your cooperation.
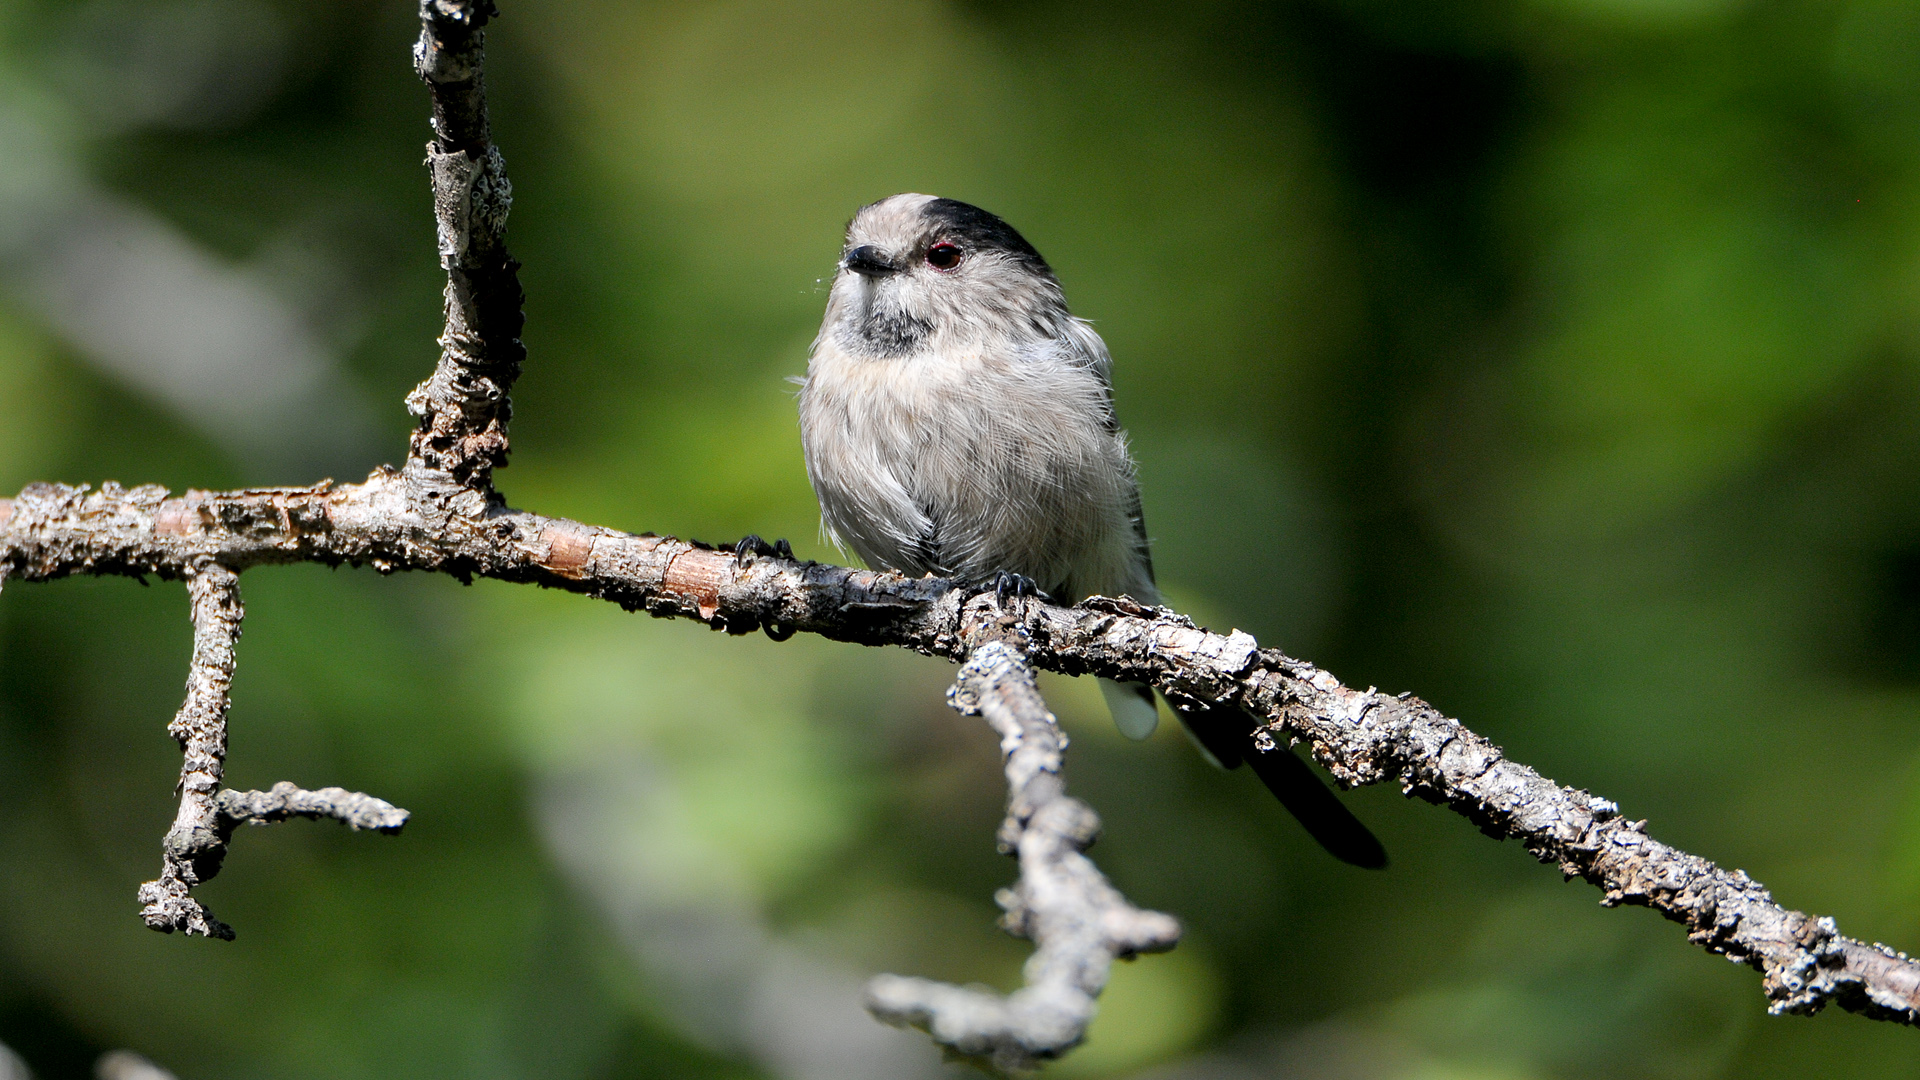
[216,781,409,832]
[865,640,1181,1073]
[135,563,407,939]
[137,562,245,939]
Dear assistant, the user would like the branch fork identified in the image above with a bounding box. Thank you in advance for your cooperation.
[135,562,407,940]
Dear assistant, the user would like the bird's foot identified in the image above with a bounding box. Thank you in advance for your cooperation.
[732,535,794,564]
[983,571,1048,606]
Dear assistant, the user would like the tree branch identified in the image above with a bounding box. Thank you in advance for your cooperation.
[408,0,522,494]
[216,781,409,832]
[867,640,1181,1071]
[3,478,1915,1024]
[0,0,1913,1067]
[131,560,408,939]
[134,561,243,939]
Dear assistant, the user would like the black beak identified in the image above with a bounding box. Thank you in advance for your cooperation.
[843,245,897,277]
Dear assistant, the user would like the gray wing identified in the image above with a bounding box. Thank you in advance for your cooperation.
[1062,316,1155,585]
[1062,316,1119,431]
[1125,484,1156,587]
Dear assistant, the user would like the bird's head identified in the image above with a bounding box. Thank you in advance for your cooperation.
[822,193,1068,359]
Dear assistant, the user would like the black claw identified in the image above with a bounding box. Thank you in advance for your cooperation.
[984,570,1048,604]
[733,535,781,563]
[775,538,794,560]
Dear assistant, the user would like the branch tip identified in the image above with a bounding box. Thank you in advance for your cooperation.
[217,782,410,833]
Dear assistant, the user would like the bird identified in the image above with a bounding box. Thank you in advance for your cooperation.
[795,193,1384,868]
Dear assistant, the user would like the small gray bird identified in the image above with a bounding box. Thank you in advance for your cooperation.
[797,193,1383,867]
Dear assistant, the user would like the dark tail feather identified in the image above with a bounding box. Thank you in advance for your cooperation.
[1243,738,1388,869]
[1177,705,1388,869]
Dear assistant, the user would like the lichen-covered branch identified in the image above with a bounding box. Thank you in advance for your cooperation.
[867,641,1180,1071]
[407,0,523,494]
[132,561,408,939]
[7,479,1911,1022]
[1243,661,1920,1023]
[135,561,244,939]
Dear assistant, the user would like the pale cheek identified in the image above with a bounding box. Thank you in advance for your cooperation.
[833,276,879,319]
[892,275,934,310]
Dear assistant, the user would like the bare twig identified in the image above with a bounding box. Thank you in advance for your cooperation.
[0,0,1912,1060]
[867,640,1180,1071]
[132,561,407,939]
[217,781,410,832]
[135,561,244,939]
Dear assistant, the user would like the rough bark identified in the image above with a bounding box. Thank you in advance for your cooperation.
[867,641,1182,1070]
[134,562,244,939]
[3,477,1916,1026]
[407,0,522,495]
[0,0,1914,1068]
[129,559,408,939]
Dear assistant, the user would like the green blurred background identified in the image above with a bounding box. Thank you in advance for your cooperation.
[2,0,1919,1076]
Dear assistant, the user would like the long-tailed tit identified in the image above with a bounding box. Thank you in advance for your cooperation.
[796,194,1383,867]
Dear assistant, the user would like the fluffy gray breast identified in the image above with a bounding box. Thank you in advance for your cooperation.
[798,335,1144,597]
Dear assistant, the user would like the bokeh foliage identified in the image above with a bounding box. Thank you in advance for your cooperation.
[2,0,1920,1077]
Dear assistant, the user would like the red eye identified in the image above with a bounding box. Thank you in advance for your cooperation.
[926,243,963,271]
